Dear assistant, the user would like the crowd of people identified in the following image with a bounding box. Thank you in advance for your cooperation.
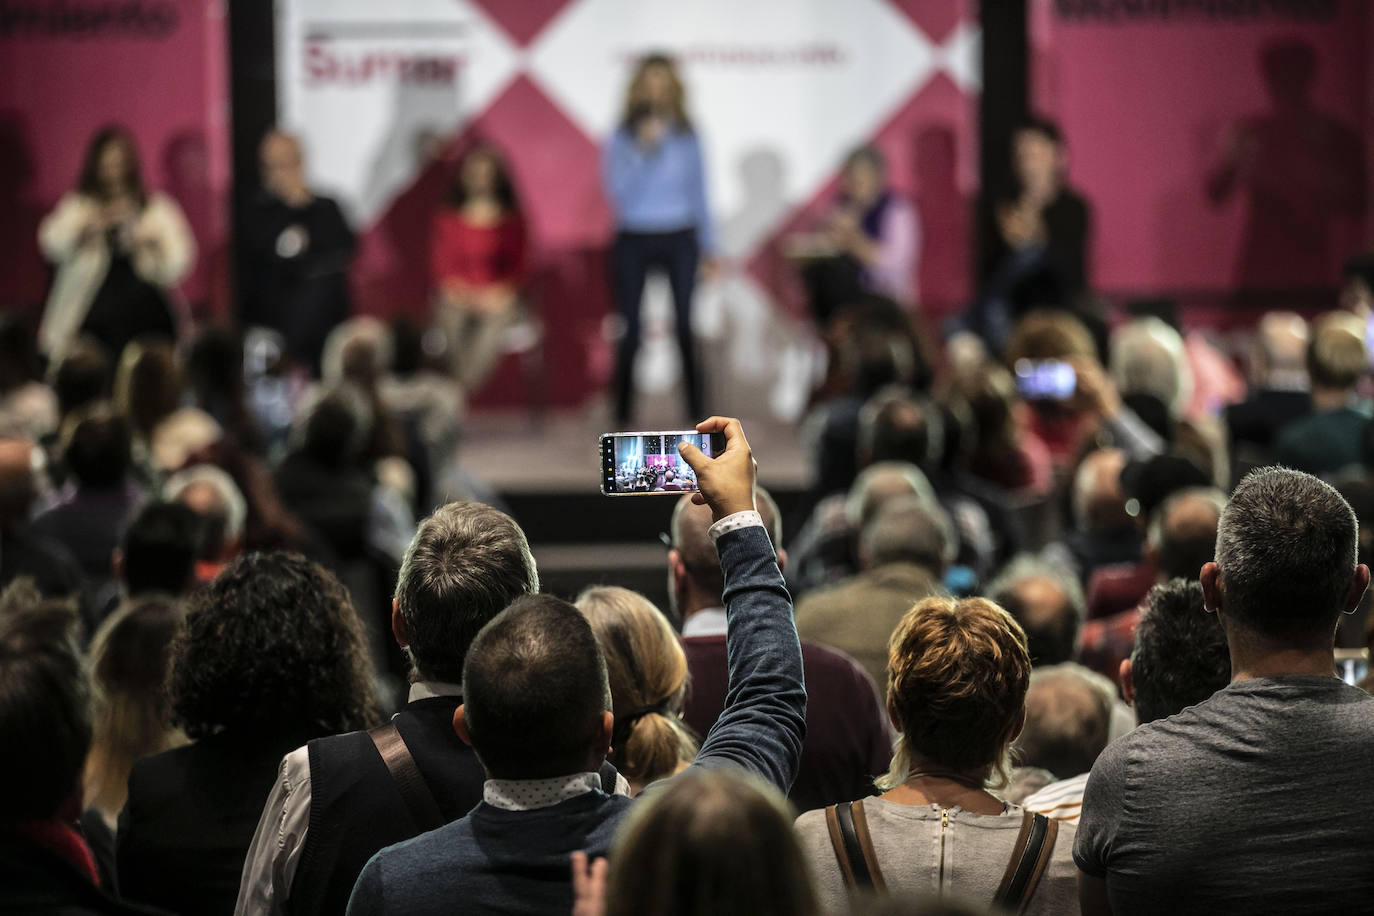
[6,44,1374,916]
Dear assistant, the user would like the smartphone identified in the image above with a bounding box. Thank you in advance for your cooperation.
[1014,358,1077,401]
[600,430,726,496]
[1335,648,1368,686]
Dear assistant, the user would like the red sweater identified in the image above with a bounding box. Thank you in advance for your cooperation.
[430,211,527,290]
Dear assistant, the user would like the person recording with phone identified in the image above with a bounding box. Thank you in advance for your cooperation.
[602,53,716,425]
[39,125,196,363]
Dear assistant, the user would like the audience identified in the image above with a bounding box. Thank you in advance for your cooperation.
[113,500,201,601]
[573,586,697,795]
[0,437,84,599]
[1120,579,1231,727]
[81,594,186,879]
[1224,310,1310,468]
[1015,664,1115,824]
[1077,468,1374,913]
[795,595,1078,913]
[0,314,59,441]
[672,485,890,812]
[1274,311,1369,477]
[0,584,154,915]
[1045,446,1140,585]
[164,463,248,582]
[576,768,821,916]
[236,501,548,916]
[986,555,1084,667]
[31,404,141,583]
[345,417,807,914]
[118,552,381,916]
[795,495,951,688]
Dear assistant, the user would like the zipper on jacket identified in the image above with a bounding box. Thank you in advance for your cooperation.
[937,807,949,895]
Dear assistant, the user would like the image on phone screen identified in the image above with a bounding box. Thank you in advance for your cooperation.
[600,431,719,495]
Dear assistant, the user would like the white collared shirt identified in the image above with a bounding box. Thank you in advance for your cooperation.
[681,607,727,638]
[483,772,602,812]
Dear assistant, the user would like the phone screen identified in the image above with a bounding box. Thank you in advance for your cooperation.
[600,431,717,495]
[1014,359,1077,401]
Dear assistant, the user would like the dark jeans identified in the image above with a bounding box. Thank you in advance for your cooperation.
[610,228,701,423]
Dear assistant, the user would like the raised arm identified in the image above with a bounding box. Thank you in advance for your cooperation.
[677,418,807,791]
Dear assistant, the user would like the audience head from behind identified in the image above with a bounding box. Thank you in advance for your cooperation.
[83,594,186,826]
[1072,447,1129,534]
[170,551,380,745]
[987,556,1084,667]
[668,486,783,624]
[1124,579,1230,725]
[164,463,247,565]
[0,583,88,827]
[1251,311,1308,387]
[393,501,539,687]
[845,461,940,537]
[601,768,820,916]
[1109,316,1191,424]
[858,388,941,473]
[113,338,183,440]
[293,383,372,470]
[456,594,612,780]
[880,595,1031,791]
[1013,663,1114,780]
[0,437,36,531]
[1306,311,1367,399]
[1145,487,1227,583]
[574,586,697,794]
[321,317,393,390]
[1005,309,1096,368]
[1204,467,1368,656]
[51,337,111,419]
[858,496,954,576]
[117,500,201,597]
[57,402,132,491]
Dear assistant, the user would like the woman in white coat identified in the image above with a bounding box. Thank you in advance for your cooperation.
[39,125,195,362]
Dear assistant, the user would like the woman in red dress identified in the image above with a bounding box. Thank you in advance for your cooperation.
[430,144,527,389]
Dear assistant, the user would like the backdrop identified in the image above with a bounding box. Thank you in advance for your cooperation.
[0,0,231,317]
[276,0,980,416]
[1032,0,1373,298]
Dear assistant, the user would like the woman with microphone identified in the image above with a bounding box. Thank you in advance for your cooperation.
[602,53,715,425]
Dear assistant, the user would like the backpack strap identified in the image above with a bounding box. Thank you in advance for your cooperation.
[824,800,886,891]
[367,722,445,833]
[993,811,1059,913]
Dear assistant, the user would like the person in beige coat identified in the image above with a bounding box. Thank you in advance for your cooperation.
[39,125,194,362]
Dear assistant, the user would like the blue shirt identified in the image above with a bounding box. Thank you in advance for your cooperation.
[602,125,715,253]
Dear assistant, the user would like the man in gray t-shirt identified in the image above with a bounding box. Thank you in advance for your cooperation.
[1076,468,1374,915]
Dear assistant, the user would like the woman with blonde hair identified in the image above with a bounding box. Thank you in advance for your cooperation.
[795,596,1078,914]
[601,53,715,424]
[574,585,697,795]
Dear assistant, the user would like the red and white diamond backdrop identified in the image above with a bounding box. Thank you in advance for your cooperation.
[277,0,980,416]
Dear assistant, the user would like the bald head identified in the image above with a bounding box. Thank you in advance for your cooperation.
[1149,487,1226,582]
[1073,448,1128,532]
[0,439,35,528]
[669,488,780,611]
[846,461,938,535]
[988,556,1084,666]
[1014,663,1114,779]
[1256,311,1308,379]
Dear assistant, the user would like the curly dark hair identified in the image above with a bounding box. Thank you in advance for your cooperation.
[169,552,381,741]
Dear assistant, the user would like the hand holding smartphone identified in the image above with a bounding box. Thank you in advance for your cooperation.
[600,430,724,496]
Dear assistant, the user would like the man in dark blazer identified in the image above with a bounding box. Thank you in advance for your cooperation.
[234,501,608,916]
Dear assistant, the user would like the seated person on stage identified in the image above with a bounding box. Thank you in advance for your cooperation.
[795,145,919,325]
[430,143,528,389]
[242,130,356,376]
[345,417,806,915]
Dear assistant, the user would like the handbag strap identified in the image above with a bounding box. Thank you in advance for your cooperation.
[824,800,886,891]
[367,722,445,833]
[993,811,1059,913]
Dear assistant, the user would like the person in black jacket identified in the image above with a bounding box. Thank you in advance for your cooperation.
[116,553,381,916]
[0,585,162,915]
[241,131,355,376]
[235,500,575,916]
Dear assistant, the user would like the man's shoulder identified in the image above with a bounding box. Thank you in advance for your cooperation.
[800,641,877,689]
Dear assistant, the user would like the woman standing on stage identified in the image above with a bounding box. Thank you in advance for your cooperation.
[39,125,195,363]
[602,53,715,425]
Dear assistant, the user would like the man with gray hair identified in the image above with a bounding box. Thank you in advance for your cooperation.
[236,501,591,916]
[795,493,950,688]
[987,555,1085,667]
[1077,468,1374,914]
[1224,311,1310,468]
[1015,663,1115,822]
